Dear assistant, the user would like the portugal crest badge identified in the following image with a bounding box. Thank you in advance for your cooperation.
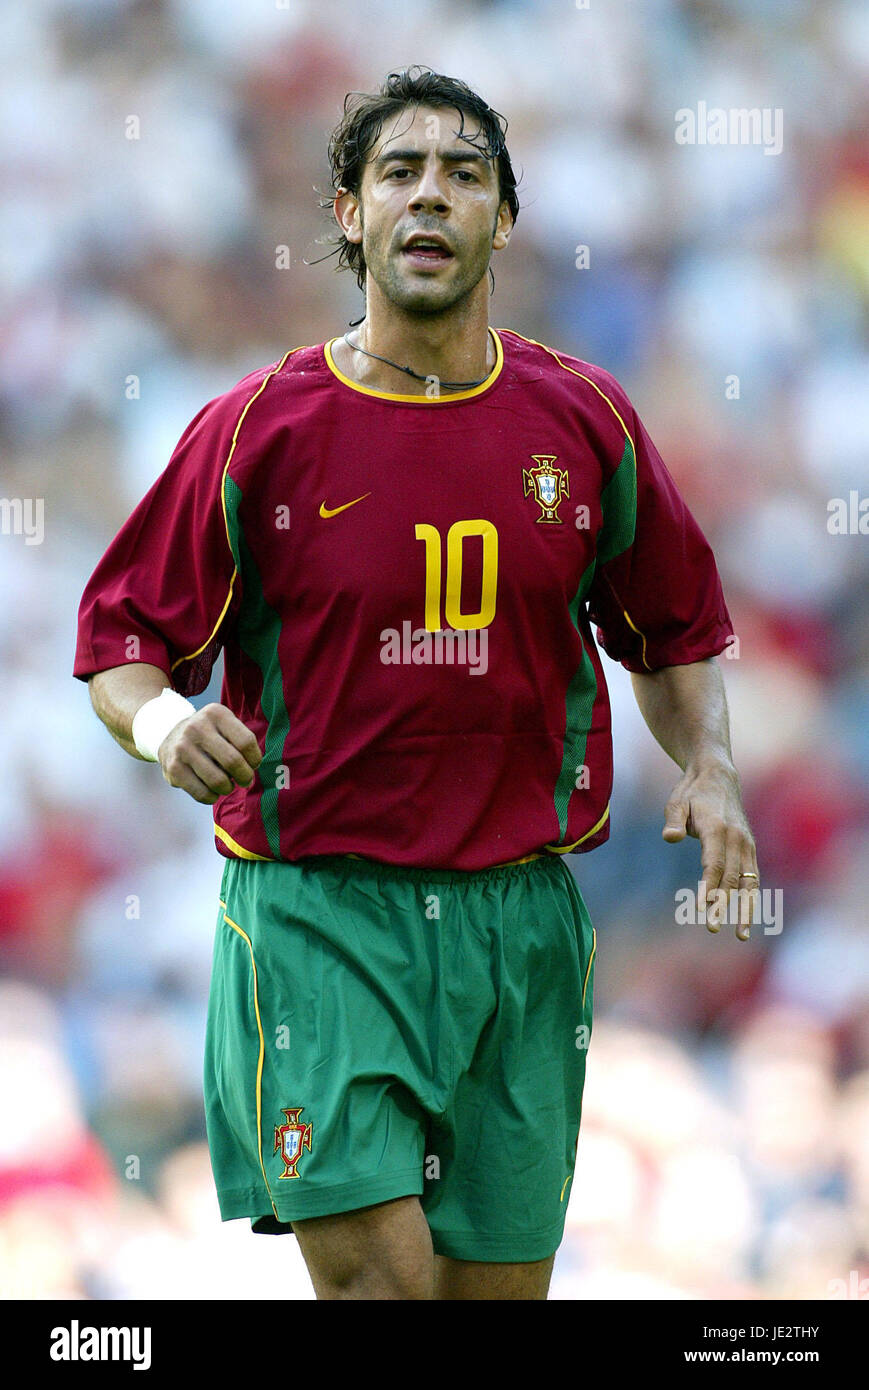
[523,455,569,523]
[274,1107,313,1179]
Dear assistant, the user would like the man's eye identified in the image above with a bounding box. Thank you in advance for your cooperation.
[388,168,412,178]
[455,170,476,181]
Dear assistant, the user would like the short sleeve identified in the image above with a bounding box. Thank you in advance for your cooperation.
[587,395,734,673]
[73,392,245,697]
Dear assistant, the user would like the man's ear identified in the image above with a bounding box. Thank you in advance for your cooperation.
[492,200,513,252]
[334,188,363,245]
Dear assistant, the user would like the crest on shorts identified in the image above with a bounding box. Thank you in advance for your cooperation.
[274,1106,313,1179]
[523,455,569,523]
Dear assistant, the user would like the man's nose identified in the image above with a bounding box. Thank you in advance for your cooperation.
[408,162,450,212]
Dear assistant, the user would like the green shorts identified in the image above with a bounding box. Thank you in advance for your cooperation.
[203,851,596,1263]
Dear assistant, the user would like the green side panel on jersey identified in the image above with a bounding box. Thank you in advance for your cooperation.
[223,475,289,858]
[552,557,598,839]
[597,436,637,565]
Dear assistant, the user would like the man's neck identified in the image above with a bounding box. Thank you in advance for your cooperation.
[332,298,495,395]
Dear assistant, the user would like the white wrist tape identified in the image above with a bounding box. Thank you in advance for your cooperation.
[131,688,196,762]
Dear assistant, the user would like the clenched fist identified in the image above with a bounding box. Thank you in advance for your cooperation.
[159,702,263,804]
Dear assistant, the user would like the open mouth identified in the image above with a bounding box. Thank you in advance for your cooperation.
[402,236,454,265]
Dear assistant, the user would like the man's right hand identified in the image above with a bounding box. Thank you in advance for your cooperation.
[158,702,263,804]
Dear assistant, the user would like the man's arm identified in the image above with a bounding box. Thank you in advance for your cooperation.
[89,663,262,804]
[629,656,759,940]
[89,662,171,759]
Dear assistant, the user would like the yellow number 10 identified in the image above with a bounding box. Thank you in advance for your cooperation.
[414,519,498,631]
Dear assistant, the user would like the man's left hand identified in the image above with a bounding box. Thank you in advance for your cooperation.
[662,758,759,941]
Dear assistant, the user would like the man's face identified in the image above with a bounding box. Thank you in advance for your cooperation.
[338,104,513,315]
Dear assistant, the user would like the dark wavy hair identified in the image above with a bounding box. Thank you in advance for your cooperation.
[320,65,520,292]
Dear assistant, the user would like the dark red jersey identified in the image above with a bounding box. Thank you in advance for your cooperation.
[74,327,733,870]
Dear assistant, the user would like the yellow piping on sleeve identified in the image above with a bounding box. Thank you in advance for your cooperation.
[620,606,651,671]
[170,345,308,673]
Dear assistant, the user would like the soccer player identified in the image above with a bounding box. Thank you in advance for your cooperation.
[74,66,759,1300]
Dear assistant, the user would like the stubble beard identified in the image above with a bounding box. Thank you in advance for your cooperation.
[361,220,493,319]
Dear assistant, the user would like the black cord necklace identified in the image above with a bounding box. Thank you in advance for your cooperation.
[342,329,493,391]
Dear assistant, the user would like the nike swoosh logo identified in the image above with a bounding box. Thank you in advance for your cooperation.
[319,492,371,518]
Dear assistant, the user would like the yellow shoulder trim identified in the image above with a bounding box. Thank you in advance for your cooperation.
[214,823,273,861]
[503,328,653,671]
[498,327,635,450]
[170,346,309,673]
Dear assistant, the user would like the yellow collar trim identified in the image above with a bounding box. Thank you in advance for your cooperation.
[324,327,503,402]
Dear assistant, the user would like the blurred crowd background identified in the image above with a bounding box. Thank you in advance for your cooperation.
[1,0,867,1300]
